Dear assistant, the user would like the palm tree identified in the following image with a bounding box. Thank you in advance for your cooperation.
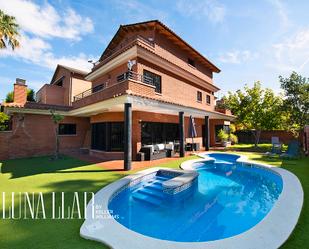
[0,9,20,50]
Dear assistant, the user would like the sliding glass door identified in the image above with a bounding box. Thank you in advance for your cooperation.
[141,122,179,145]
[91,122,124,151]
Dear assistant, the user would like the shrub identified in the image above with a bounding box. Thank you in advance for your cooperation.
[229,124,236,133]
[217,129,229,142]
[229,133,238,144]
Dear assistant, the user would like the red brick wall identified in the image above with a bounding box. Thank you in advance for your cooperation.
[137,58,216,111]
[0,114,90,160]
[72,81,129,108]
[13,84,27,105]
[36,84,65,105]
[154,31,214,83]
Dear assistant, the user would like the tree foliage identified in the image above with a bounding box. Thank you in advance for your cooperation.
[0,112,9,131]
[5,88,36,103]
[27,89,35,102]
[222,82,283,146]
[5,91,13,103]
[0,9,20,50]
[279,72,309,136]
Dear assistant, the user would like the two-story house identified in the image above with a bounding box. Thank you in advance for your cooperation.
[1,20,234,168]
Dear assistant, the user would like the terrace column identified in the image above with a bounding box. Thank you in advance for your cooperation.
[124,103,132,171]
[179,111,185,157]
[204,116,210,151]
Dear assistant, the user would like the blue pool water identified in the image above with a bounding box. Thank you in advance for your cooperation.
[108,153,283,242]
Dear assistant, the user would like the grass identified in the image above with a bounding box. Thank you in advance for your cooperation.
[0,151,308,249]
[226,143,288,153]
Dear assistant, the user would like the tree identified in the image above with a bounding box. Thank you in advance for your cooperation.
[0,112,9,131]
[0,10,20,50]
[5,88,36,103]
[222,82,283,146]
[26,89,35,102]
[50,110,64,160]
[279,72,309,136]
[5,91,13,102]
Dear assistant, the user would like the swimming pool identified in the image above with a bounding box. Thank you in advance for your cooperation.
[108,153,282,242]
[80,153,303,249]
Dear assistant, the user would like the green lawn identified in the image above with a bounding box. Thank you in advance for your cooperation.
[0,152,308,249]
[226,143,288,153]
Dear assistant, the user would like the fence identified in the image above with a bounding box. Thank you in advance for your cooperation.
[235,130,295,144]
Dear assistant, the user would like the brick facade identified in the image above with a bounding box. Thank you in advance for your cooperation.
[1,21,233,161]
[0,114,90,160]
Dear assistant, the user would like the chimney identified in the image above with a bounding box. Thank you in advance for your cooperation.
[13,78,27,105]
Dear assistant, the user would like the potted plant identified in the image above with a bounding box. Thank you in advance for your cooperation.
[217,129,230,147]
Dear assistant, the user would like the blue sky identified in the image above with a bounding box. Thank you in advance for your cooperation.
[1,0,309,101]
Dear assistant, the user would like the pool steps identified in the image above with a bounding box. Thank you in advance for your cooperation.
[132,176,169,206]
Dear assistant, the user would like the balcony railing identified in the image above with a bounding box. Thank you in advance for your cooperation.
[73,71,154,102]
[117,71,153,85]
[73,83,106,101]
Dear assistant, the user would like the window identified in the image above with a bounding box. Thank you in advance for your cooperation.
[91,122,124,151]
[206,95,211,105]
[92,84,104,93]
[143,70,162,93]
[197,91,202,102]
[188,58,195,67]
[54,77,64,86]
[141,122,179,145]
[58,124,76,135]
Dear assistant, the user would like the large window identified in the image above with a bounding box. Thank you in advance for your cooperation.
[58,124,76,135]
[91,122,124,151]
[143,70,162,93]
[141,122,179,145]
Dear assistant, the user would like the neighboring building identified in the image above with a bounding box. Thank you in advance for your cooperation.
[0,20,234,166]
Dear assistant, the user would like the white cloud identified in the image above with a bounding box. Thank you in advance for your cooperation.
[268,0,291,31]
[218,50,259,64]
[0,33,93,72]
[0,1,95,73]
[176,0,226,23]
[0,0,93,41]
[271,29,309,72]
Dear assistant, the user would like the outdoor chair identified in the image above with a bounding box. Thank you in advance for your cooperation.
[280,140,300,158]
[265,137,282,156]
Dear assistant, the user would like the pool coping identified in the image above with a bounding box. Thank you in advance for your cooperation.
[80,153,304,249]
